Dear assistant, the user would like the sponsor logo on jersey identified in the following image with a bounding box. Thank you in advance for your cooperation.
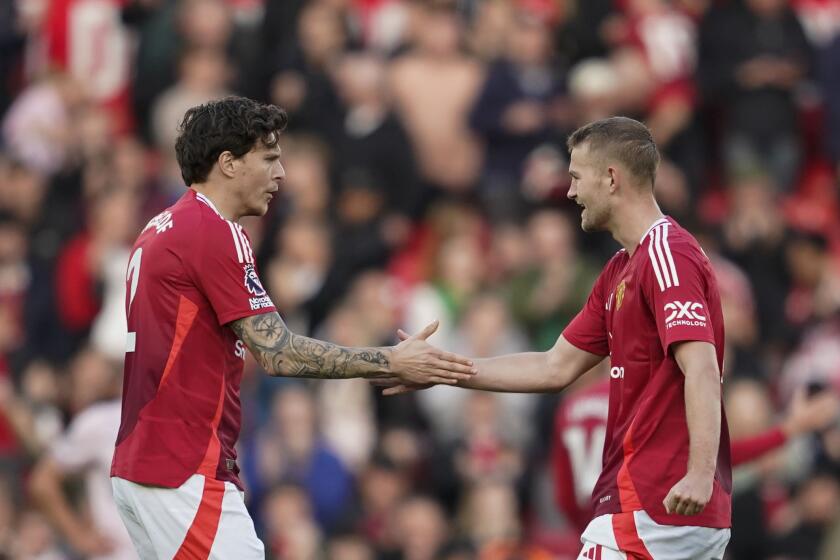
[244,264,266,296]
[664,300,706,328]
[234,339,246,360]
[249,296,273,310]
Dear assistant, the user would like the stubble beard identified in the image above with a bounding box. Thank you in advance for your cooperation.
[581,207,607,233]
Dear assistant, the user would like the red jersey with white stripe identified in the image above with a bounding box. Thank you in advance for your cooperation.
[111,189,275,490]
[562,217,731,528]
[552,378,611,532]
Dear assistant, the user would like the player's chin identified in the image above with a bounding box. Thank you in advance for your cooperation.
[249,199,271,216]
[580,217,602,233]
[580,210,604,233]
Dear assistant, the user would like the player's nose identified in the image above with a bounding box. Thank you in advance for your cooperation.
[274,162,286,182]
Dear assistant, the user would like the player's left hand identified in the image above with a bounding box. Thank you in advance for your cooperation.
[663,471,713,516]
[389,321,477,388]
[375,327,465,396]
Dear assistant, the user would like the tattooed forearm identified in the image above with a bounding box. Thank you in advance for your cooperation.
[230,312,391,379]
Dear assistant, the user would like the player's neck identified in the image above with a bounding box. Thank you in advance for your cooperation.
[190,185,240,222]
[610,199,665,256]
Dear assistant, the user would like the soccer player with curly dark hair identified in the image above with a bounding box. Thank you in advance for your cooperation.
[110,97,476,557]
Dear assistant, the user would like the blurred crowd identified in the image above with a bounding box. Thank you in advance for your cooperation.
[1,0,840,558]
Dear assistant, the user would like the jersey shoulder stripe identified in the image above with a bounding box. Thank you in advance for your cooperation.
[647,223,680,292]
[195,192,254,264]
[234,223,254,264]
[226,221,245,263]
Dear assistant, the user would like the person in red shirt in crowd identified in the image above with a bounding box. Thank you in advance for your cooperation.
[551,374,611,535]
[109,96,477,558]
[552,375,840,535]
[380,116,731,559]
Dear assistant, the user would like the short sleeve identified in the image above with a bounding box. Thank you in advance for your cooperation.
[562,266,610,356]
[192,218,276,325]
[646,245,715,354]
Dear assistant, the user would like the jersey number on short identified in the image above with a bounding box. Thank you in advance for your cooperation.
[126,248,142,352]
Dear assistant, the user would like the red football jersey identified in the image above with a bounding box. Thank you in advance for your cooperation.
[552,378,611,533]
[562,217,731,528]
[111,190,275,489]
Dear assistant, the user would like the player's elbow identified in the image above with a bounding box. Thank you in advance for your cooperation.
[240,343,290,377]
[685,365,722,386]
[680,359,722,390]
[545,350,574,391]
[264,353,307,378]
[262,355,290,377]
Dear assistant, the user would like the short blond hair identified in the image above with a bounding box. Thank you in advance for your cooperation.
[567,116,660,188]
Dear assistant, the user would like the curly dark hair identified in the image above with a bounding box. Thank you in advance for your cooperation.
[174,96,288,186]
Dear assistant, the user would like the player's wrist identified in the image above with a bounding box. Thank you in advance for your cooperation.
[380,346,397,377]
[685,465,715,481]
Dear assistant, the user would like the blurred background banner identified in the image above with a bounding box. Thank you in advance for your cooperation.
[2,0,840,558]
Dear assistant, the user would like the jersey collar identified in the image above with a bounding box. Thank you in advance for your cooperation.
[640,217,669,244]
[194,190,224,219]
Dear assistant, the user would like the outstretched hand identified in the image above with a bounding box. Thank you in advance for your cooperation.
[383,322,476,395]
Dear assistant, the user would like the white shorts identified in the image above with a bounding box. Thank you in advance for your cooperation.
[578,511,730,560]
[111,474,264,560]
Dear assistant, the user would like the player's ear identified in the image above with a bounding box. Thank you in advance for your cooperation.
[218,151,237,179]
[607,166,618,193]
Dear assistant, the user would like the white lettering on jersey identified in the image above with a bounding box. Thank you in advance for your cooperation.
[249,297,273,311]
[562,425,607,504]
[610,366,625,379]
[647,223,679,292]
[142,211,173,234]
[244,263,273,310]
[235,339,246,360]
[664,301,707,329]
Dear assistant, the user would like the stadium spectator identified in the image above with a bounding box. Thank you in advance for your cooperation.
[332,50,423,220]
[387,495,451,560]
[698,0,813,190]
[507,209,599,350]
[245,384,355,532]
[388,2,483,194]
[269,0,346,138]
[28,350,133,559]
[469,5,566,215]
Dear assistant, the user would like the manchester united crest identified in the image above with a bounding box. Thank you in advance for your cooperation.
[616,280,626,310]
